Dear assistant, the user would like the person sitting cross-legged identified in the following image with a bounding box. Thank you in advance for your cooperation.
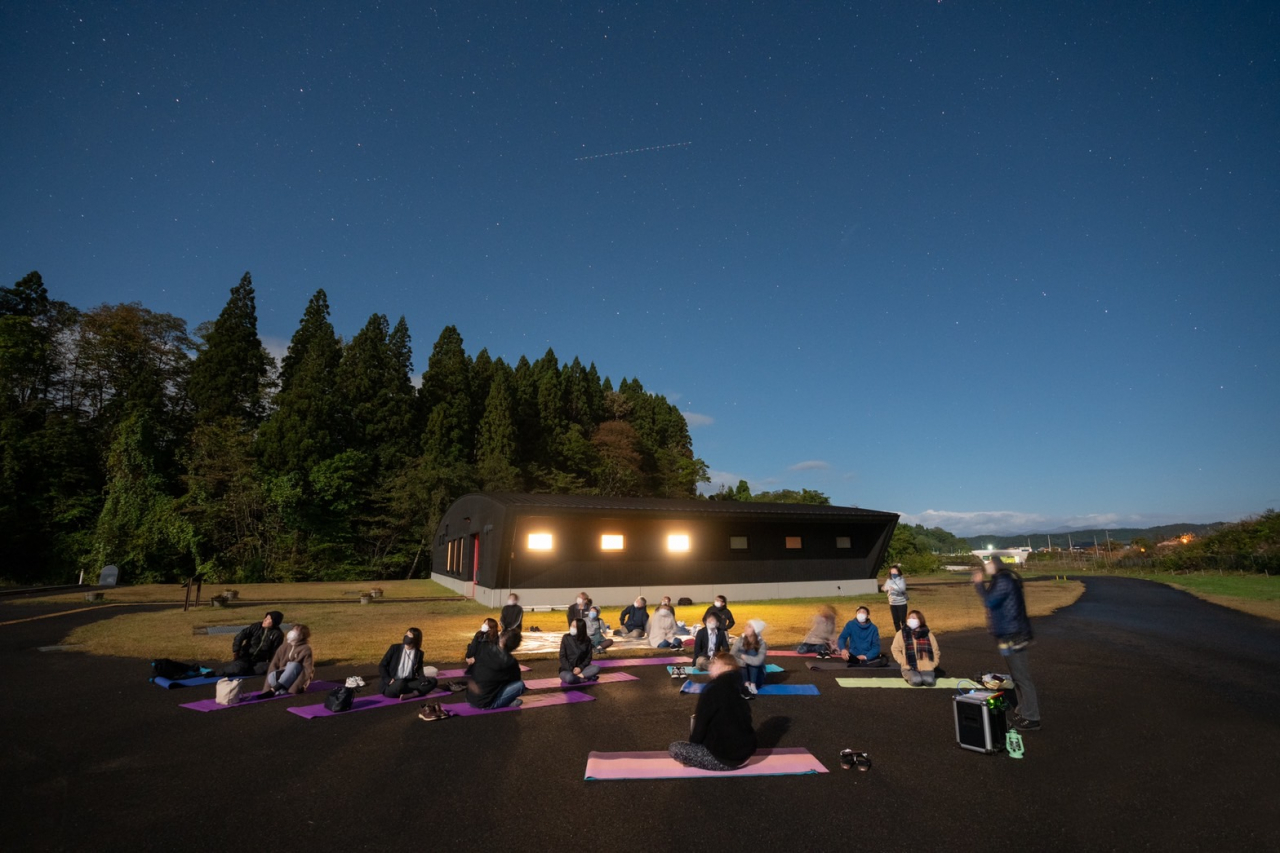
[378,627,442,699]
[615,597,649,639]
[838,606,888,667]
[668,652,757,771]
[559,618,601,684]
[647,605,685,650]
[467,629,526,709]
[263,624,314,696]
[692,613,730,670]
[891,610,942,687]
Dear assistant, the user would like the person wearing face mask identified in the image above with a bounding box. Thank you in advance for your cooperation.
[668,652,757,771]
[567,592,590,625]
[692,614,730,670]
[584,606,614,653]
[838,606,887,667]
[615,597,649,639]
[974,557,1040,731]
[730,619,769,696]
[214,610,285,676]
[882,564,909,632]
[702,596,736,633]
[890,610,941,686]
[659,596,690,636]
[500,593,524,634]
[559,618,601,684]
[467,629,526,709]
[464,618,500,676]
[796,605,839,656]
[263,623,314,696]
[647,605,684,649]
[378,627,442,699]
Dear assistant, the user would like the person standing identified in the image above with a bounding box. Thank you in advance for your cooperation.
[500,593,524,633]
[567,592,590,625]
[882,564,909,632]
[702,596,736,633]
[974,558,1041,731]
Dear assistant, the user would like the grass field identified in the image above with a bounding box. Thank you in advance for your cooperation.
[44,576,1085,667]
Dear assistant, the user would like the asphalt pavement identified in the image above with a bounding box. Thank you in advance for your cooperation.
[2,577,1278,853]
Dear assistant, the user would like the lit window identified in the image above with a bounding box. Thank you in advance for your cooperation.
[601,534,625,551]
[667,533,691,553]
[785,536,803,549]
[527,532,554,551]
[836,536,851,549]
[729,536,749,550]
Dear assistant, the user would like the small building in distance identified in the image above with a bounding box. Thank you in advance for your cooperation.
[431,492,899,608]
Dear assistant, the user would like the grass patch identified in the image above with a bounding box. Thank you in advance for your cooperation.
[59,578,1083,667]
[16,578,462,606]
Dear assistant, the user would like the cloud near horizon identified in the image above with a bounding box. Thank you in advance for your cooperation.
[682,411,714,427]
[788,460,829,472]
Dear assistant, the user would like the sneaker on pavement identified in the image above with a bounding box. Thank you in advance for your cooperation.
[1014,716,1041,732]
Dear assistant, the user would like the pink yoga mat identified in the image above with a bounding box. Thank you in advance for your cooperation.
[521,671,639,691]
[594,656,687,669]
[584,747,828,780]
[180,681,341,712]
[287,687,452,719]
[435,665,530,678]
[769,651,822,658]
[442,689,594,716]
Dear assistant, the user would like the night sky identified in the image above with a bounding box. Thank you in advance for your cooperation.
[3,2,1277,535]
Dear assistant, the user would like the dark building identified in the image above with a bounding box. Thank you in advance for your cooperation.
[431,493,899,607]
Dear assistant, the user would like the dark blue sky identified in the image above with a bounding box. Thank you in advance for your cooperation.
[3,1,1277,534]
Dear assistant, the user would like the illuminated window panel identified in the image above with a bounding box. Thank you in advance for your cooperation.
[601,534,625,551]
[835,537,852,549]
[785,536,803,550]
[729,536,749,550]
[527,532,554,551]
[666,533,691,553]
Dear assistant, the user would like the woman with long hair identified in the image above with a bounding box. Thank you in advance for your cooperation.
[890,610,942,687]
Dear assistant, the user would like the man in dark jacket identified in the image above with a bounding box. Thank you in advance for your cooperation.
[669,653,757,770]
[378,627,442,698]
[615,597,649,638]
[974,558,1040,730]
[216,611,284,676]
[692,613,730,670]
[467,630,526,709]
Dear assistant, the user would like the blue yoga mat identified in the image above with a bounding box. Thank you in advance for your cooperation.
[679,681,819,695]
[667,664,784,676]
[151,673,247,689]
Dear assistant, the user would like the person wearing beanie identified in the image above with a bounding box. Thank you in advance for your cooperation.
[215,610,285,676]
[378,627,445,698]
[730,619,769,696]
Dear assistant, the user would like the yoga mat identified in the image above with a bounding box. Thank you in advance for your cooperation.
[807,661,900,673]
[521,671,639,691]
[181,681,341,712]
[584,747,828,780]
[835,677,963,689]
[152,674,248,689]
[768,651,823,658]
[680,681,819,696]
[594,656,687,669]
[286,687,453,719]
[442,690,594,716]
[667,664,784,675]
[435,665,530,679]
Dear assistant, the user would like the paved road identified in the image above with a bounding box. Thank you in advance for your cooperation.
[2,578,1277,852]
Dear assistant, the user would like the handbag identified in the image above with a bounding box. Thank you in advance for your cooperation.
[324,686,354,712]
[215,678,244,706]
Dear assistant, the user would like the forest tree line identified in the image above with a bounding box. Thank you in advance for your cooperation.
[0,271,708,585]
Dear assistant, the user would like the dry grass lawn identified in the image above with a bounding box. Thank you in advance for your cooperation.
[58,576,1083,667]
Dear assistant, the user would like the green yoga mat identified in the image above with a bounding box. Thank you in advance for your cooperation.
[835,677,964,689]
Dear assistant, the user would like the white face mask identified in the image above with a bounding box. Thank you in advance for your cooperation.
[577,598,585,605]
[286,630,299,643]
[634,602,643,609]
[856,613,868,623]
[479,623,490,632]
[507,599,517,606]
[906,618,921,630]
[569,627,578,636]
[707,621,717,630]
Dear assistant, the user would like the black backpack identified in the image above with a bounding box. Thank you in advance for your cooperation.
[151,658,200,681]
[324,686,354,712]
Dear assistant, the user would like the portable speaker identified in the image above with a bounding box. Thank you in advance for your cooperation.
[954,693,1007,754]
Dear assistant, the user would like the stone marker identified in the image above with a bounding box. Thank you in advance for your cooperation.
[99,565,119,587]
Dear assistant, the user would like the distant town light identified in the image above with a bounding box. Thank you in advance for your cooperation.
[527,532,553,551]
[601,534,624,551]
[667,533,691,553]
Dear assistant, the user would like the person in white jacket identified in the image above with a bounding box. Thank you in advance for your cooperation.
[882,564,909,632]
[647,605,684,649]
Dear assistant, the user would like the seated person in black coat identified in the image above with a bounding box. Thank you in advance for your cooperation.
[467,629,526,709]
[702,596,736,633]
[215,610,285,676]
[464,618,500,676]
[692,613,730,670]
[669,653,757,771]
[378,627,440,699]
[614,597,649,638]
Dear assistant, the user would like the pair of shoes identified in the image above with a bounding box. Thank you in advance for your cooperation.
[1013,715,1041,732]
[418,702,451,721]
[816,650,830,660]
[840,750,871,771]
[670,666,686,679]
[446,681,467,693]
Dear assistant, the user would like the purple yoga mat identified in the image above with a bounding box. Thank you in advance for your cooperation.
[594,656,687,669]
[521,671,638,691]
[435,665,530,679]
[179,681,341,712]
[287,687,451,719]
[442,689,594,716]
[584,747,828,780]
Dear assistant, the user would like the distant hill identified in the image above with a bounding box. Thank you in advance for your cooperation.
[965,522,1228,550]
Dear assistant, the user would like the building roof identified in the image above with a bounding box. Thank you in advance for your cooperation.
[463,492,898,521]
